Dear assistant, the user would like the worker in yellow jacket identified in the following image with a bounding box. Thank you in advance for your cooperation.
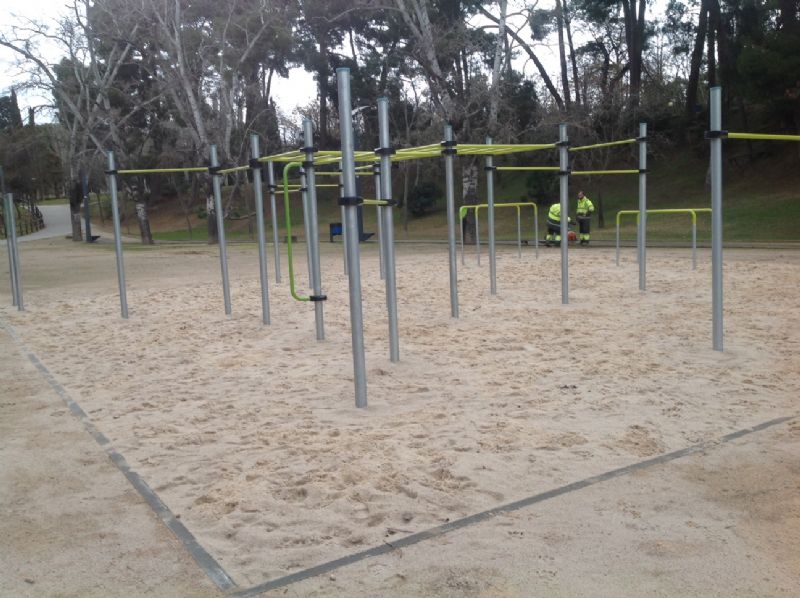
[545,202,570,246]
[576,190,595,245]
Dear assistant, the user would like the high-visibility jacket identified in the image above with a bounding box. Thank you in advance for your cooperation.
[548,203,562,222]
[577,197,595,217]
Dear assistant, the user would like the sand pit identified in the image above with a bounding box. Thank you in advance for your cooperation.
[2,240,799,589]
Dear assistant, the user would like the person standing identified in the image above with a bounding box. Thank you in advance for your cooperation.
[576,190,595,245]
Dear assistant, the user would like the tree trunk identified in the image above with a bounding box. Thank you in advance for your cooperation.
[555,0,572,111]
[69,180,82,241]
[318,39,330,149]
[686,0,709,118]
[461,161,479,243]
[707,0,718,88]
[207,193,218,244]
[136,202,153,244]
[562,0,581,107]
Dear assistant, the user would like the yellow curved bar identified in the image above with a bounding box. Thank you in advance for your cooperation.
[570,138,637,152]
[727,132,800,142]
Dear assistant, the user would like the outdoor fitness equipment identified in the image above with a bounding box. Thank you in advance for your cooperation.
[616,208,711,270]
[3,191,23,311]
[706,86,800,351]
[459,202,539,265]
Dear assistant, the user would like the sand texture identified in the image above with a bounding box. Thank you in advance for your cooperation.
[2,241,798,587]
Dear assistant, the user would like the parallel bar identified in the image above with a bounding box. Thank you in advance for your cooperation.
[570,138,636,152]
[337,68,368,408]
[106,152,128,318]
[266,161,282,284]
[303,119,326,341]
[638,123,647,291]
[250,134,271,325]
[559,124,569,304]
[486,137,497,295]
[377,96,400,363]
[210,145,232,316]
[727,132,800,142]
[710,87,724,351]
[444,125,459,318]
[572,169,638,176]
[282,162,311,303]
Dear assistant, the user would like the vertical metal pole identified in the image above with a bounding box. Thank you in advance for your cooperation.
[250,134,271,325]
[373,164,385,280]
[558,124,569,304]
[300,169,313,288]
[710,87,724,351]
[692,216,697,271]
[6,194,23,310]
[377,96,400,363]
[638,122,647,291]
[210,145,232,316]
[444,125,459,318]
[516,206,522,259]
[616,217,621,266]
[534,206,539,259]
[460,210,465,265]
[266,161,282,284]
[82,172,92,243]
[337,68,368,407]
[339,161,348,276]
[106,152,128,319]
[303,119,325,341]
[486,137,497,295]
[3,193,18,307]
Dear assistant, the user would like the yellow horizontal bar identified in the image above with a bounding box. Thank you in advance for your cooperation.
[460,201,537,220]
[572,169,638,175]
[117,167,208,175]
[216,165,250,175]
[570,138,637,152]
[727,132,800,142]
[363,199,390,206]
[496,166,559,172]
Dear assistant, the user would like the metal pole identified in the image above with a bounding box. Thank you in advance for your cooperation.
[534,207,539,259]
[3,193,18,307]
[6,193,23,310]
[710,87,724,351]
[460,209,465,265]
[475,210,480,265]
[638,122,647,291]
[303,118,325,341]
[373,164,385,280]
[516,206,522,259]
[210,145,232,316]
[82,172,93,243]
[300,169,313,288]
[486,137,497,294]
[692,216,697,271]
[107,152,128,319]
[616,217,621,266]
[266,161,282,284]
[339,161,348,276]
[377,96,400,362]
[444,124,459,318]
[337,68,368,407]
[558,124,569,304]
[250,134,271,325]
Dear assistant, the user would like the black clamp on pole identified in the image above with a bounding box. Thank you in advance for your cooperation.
[104,169,118,176]
[555,140,571,148]
[375,146,396,156]
[636,136,648,143]
[704,130,728,139]
[309,294,327,302]
[300,145,318,154]
[208,165,222,176]
[338,195,363,207]
[249,159,263,170]
[638,168,648,174]
[302,160,315,169]
[441,140,457,156]
[559,168,572,176]
[484,165,497,172]
[266,184,277,191]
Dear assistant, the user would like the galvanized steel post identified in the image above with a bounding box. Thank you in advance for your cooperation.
[249,134,271,325]
[638,123,647,291]
[303,119,326,341]
[299,169,313,288]
[265,161,282,283]
[710,87,724,351]
[106,152,128,319]
[337,68,368,407]
[5,193,22,310]
[339,161,348,276]
[558,124,569,304]
[444,124,460,318]
[485,137,497,295]
[210,145,232,315]
[377,96,400,362]
[373,163,385,280]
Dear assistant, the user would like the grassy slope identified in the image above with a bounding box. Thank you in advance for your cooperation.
[97,147,799,244]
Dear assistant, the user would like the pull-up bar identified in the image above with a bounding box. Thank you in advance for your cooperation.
[572,169,639,175]
[616,208,712,270]
[116,167,208,175]
[459,202,538,265]
[726,132,800,142]
[570,138,638,152]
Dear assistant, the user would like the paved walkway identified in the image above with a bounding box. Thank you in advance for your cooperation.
[2,205,73,245]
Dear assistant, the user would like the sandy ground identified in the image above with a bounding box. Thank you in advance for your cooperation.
[1,236,799,595]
